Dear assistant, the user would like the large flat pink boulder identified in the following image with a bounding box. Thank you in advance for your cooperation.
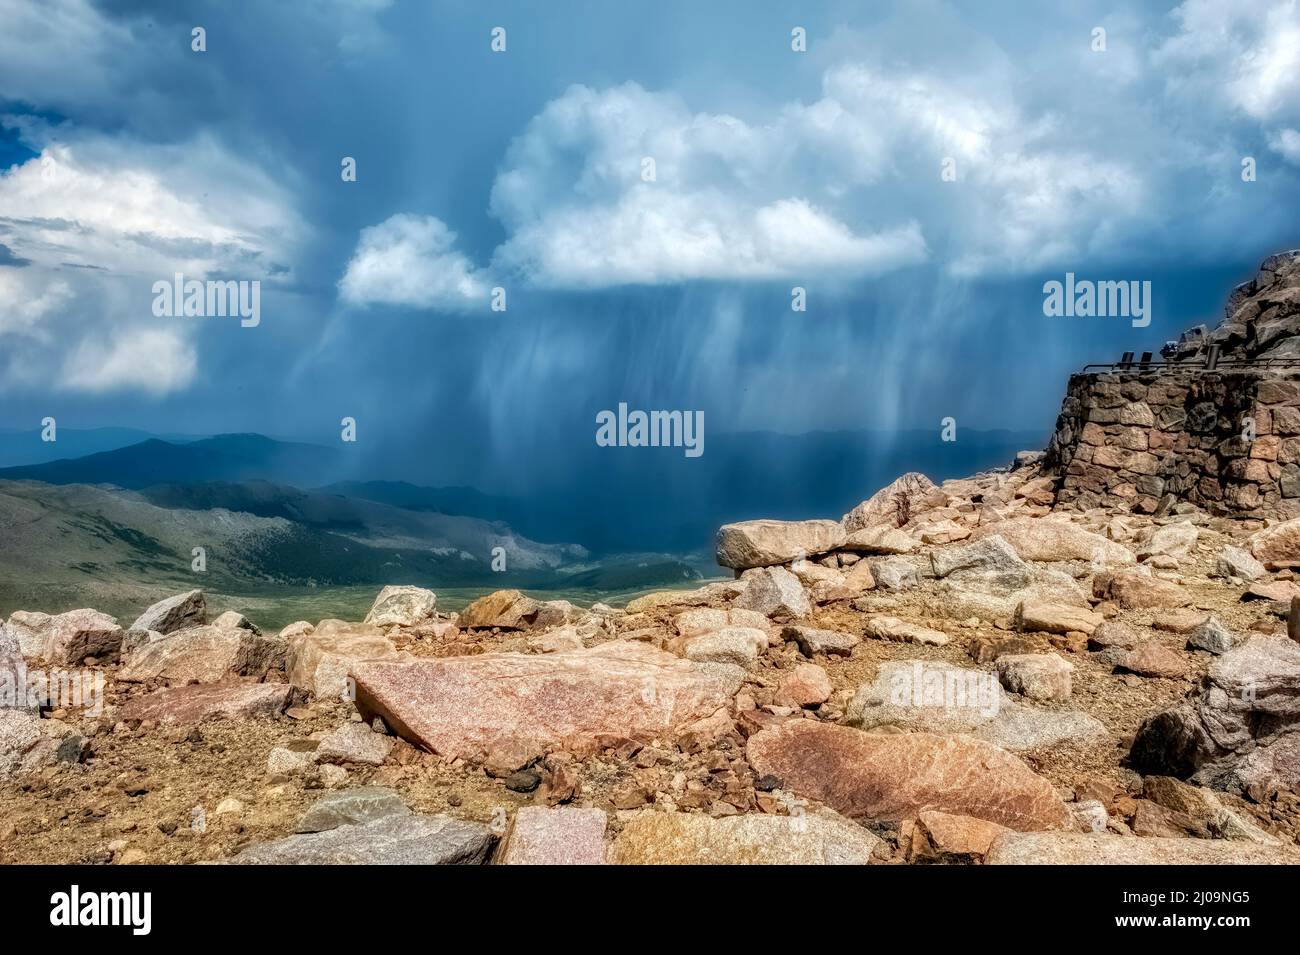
[117,681,291,726]
[350,641,743,760]
[745,721,1069,831]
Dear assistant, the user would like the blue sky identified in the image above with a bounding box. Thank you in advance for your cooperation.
[1,0,1299,487]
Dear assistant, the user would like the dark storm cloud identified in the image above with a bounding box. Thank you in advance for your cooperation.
[0,0,1297,487]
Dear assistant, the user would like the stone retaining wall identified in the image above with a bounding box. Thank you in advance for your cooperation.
[1044,369,1300,518]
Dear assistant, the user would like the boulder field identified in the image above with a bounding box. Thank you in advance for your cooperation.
[6,451,1300,864]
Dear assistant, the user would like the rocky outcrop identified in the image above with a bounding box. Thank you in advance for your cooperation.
[129,589,206,635]
[715,519,846,570]
[842,472,937,532]
[1130,635,1300,798]
[118,625,285,685]
[39,609,124,665]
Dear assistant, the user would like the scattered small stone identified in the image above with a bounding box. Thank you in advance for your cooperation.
[996,654,1072,702]
[295,787,409,834]
[1116,641,1189,679]
[1187,616,1236,655]
[505,769,541,793]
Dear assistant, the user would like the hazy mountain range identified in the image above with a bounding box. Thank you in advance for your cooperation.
[0,426,1044,622]
[0,426,1046,552]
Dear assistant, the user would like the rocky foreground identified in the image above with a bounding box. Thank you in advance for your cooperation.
[5,465,1300,864]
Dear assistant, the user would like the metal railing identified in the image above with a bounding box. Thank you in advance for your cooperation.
[1082,347,1300,375]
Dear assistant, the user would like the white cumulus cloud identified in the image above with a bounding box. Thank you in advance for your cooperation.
[0,127,300,396]
[488,81,929,287]
[338,213,491,311]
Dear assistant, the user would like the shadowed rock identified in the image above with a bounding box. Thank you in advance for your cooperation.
[3,611,52,658]
[1130,635,1300,797]
[1136,522,1198,561]
[212,611,259,634]
[40,609,124,665]
[1249,517,1300,563]
[781,625,860,657]
[1186,617,1236,655]
[1217,546,1265,582]
[118,625,285,685]
[0,709,75,782]
[842,525,917,554]
[733,565,810,620]
[1095,569,1188,609]
[997,654,1073,702]
[912,810,1010,862]
[130,590,206,635]
[863,615,949,646]
[842,472,936,532]
[683,626,768,669]
[1016,599,1102,635]
[460,589,541,629]
[930,534,1030,586]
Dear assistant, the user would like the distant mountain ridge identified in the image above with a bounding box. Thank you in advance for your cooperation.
[0,427,1048,552]
[0,427,203,468]
[0,433,346,488]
